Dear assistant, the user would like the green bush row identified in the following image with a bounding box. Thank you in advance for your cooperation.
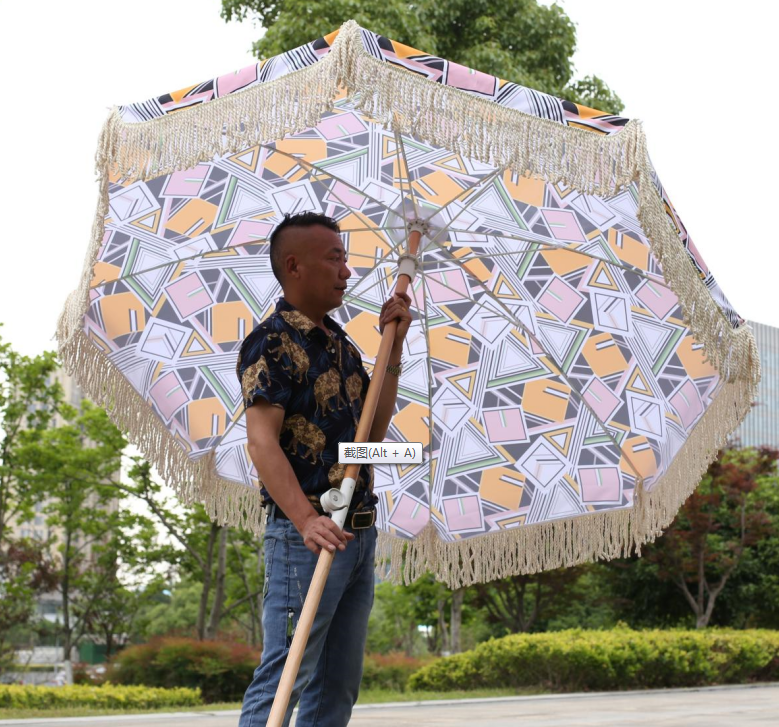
[0,683,201,709]
[408,628,779,692]
[361,653,434,691]
[108,637,259,703]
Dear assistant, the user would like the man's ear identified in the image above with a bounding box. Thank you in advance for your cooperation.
[285,253,299,280]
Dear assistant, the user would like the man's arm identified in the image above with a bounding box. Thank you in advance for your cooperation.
[369,293,412,442]
[246,401,353,555]
[369,340,402,442]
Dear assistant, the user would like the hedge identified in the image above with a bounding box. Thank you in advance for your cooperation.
[0,683,201,710]
[408,628,779,692]
[108,638,259,703]
[361,653,434,691]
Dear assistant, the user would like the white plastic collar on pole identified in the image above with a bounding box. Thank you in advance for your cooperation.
[397,253,419,282]
[406,219,430,235]
[328,477,357,529]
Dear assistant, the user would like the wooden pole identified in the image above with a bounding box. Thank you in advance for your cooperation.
[267,229,422,726]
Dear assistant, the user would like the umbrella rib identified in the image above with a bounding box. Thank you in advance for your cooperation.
[421,167,504,227]
[418,174,509,255]
[393,125,420,222]
[442,230,674,290]
[257,144,406,223]
[87,226,404,290]
[416,260,435,510]
[425,238,644,482]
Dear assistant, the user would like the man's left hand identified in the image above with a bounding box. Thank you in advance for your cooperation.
[379,292,412,346]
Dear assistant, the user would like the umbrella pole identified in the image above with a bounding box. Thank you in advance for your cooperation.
[267,229,422,726]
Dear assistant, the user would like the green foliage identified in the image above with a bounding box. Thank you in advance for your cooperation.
[107,637,260,703]
[408,628,779,692]
[221,0,624,114]
[645,446,778,628]
[0,331,63,666]
[134,581,203,638]
[361,652,434,691]
[0,683,201,710]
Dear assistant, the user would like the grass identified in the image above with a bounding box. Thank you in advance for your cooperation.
[0,687,545,719]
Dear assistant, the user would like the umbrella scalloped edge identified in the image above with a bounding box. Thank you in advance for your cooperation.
[56,19,761,586]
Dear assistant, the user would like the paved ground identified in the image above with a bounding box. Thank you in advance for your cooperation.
[3,684,778,726]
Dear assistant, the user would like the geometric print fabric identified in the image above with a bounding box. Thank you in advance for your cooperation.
[87,94,724,544]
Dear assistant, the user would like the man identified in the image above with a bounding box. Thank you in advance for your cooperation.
[237,211,412,726]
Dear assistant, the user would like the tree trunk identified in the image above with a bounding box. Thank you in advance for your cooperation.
[196,522,218,640]
[205,526,228,639]
[406,622,416,658]
[437,598,450,655]
[450,588,464,654]
[61,527,74,685]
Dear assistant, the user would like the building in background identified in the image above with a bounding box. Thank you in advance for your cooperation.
[730,320,779,449]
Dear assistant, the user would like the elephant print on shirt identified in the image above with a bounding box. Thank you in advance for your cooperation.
[315,368,347,415]
[267,332,310,383]
[283,414,326,465]
[241,356,272,404]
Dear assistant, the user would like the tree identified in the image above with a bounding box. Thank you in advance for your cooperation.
[0,331,62,669]
[0,538,57,670]
[472,566,583,634]
[119,459,264,642]
[646,446,778,628]
[18,400,134,678]
[221,0,624,114]
[0,330,61,546]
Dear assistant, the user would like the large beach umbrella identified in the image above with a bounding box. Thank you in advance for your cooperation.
[58,20,759,592]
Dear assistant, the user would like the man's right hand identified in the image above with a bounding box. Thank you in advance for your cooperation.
[297,512,355,556]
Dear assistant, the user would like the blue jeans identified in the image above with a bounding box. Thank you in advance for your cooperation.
[239,511,377,727]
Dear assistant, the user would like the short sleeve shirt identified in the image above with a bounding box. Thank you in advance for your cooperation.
[236,298,376,510]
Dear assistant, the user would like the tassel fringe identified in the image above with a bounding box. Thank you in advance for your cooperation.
[376,377,756,588]
[57,18,760,586]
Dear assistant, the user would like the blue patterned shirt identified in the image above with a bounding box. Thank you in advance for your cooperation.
[237,298,376,510]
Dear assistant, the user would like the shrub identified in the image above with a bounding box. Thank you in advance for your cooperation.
[0,683,201,710]
[107,638,259,703]
[361,653,435,691]
[408,628,779,692]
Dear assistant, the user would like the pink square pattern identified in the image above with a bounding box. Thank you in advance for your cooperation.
[163,164,209,197]
[670,380,704,430]
[541,209,586,243]
[539,277,584,323]
[317,112,367,140]
[636,280,679,320]
[579,467,622,503]
[149,372,189,422]
[165,274,214,319]
[443,495,483,532]
[388,494,429,536]
[583,379,622,422]
[484,408,527,443]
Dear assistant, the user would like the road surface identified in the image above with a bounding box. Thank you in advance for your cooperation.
[2,683,777,726]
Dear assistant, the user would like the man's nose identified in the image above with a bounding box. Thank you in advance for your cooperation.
[341,263,352,280]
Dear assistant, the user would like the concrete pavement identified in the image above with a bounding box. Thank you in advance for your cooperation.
[2,683,777,726]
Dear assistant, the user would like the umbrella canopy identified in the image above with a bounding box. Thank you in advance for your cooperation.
[58,20,759,587]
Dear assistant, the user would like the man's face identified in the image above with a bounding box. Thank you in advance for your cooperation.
[283,224,351,310]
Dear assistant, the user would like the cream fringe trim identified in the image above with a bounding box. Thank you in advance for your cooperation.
[57,18,760,586]
[376,377,756,588]
[96,19,642,197]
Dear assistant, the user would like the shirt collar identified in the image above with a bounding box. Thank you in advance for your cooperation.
[274,297,347,339]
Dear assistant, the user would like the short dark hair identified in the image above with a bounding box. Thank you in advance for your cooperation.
[269,212,341,283]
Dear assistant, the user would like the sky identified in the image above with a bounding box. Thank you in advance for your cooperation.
[0,0,776,359]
